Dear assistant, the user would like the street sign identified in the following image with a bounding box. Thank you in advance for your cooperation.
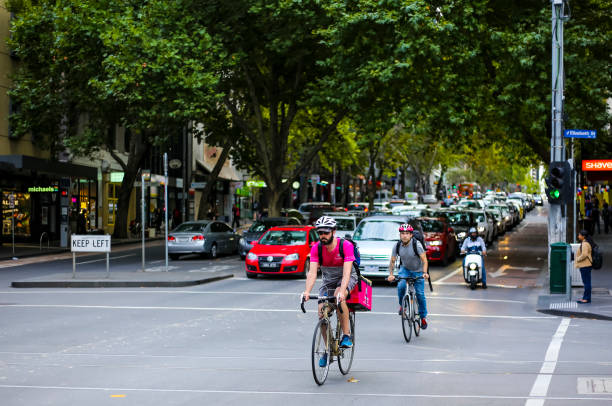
[8,193,15,209]
[71,235,111,253]
[564,129,597,139]
[246,180,266,188]
[191,182,207,189]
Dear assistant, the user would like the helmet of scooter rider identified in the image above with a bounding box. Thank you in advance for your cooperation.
[469,227,478,240]
[469,227,477,234]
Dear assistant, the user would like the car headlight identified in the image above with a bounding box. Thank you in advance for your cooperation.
[469,263,477,270]
[458,232,466,239]
[285,253,299,261]
[247,252,258,260]
[477,226,485,232]
[429,240,443,246]
[239,237,245,245]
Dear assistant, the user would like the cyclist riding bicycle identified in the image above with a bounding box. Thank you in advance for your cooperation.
[302,216,358,366]
[460,227,487,288]
[387,224,430,329]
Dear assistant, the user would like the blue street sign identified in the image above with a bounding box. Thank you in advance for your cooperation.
[564,129,597,139]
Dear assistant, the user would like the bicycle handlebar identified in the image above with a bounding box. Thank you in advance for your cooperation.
[300,294,343,314]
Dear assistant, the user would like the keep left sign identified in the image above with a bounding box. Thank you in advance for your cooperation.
[71,235,111,252]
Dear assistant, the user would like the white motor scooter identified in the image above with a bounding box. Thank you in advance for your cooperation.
[463,247,483,290]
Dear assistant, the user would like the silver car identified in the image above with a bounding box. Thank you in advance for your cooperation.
[352,215,423,279]
[168,221,239,260]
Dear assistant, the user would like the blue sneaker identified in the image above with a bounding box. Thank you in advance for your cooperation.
[340,335,353,348]
[319,353,328,367]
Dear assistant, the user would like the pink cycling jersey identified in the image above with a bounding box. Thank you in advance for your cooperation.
[310,238,355,267]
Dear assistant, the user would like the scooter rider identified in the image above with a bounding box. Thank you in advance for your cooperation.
[460,227,487,288]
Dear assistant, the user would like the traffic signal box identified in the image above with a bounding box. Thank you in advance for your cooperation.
[545,161,571,205]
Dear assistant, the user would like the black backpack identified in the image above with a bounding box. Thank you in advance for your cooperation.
[317,237,361,274]
[395,230,426,265]
[590,242,603,270]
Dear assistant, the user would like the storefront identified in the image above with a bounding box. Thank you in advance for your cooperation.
[0,155,98,243]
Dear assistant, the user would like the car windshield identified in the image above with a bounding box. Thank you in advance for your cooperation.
[258,230,307,245]
[488,211,501,220]
[474,214,486,222]
[395,209,424,217]
[352,221,401,241]
[173,223,207,232]
[420,219,444,232]
[248,220,286,233]
[447,213,472,226]
[334,218,356,231]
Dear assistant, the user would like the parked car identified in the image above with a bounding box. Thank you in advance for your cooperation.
[322,212,359,239]
[487,204,513,230]
[457,199,485,209]
[281,208,305,223]
[486,208,506,235]
[467,209,496,246]
[533,194,543,206]
[297,202,332,224]
[351,215,423,279]
[168,221,239,260]
[421,194,438,204]
[418,216,457,265]
[239,217,302,259]
[244,225,316,278]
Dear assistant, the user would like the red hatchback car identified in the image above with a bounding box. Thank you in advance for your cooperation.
[418,217,458,266]
[245,225,317,278]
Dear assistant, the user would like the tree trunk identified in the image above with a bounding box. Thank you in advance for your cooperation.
[196,142,231,220]
[266,185,287,217]
[111,131,150,239]
[436,165,447,199]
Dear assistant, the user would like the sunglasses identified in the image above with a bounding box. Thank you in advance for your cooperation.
[317,230,332,236]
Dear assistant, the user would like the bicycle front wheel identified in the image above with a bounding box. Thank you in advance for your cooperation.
[412,294,421,337]
[401,295,412,343]
[311,319,331,385]
[338,312,355,375]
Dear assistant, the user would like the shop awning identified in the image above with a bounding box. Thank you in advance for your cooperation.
[195,159,241,181]
[0,155,97,178]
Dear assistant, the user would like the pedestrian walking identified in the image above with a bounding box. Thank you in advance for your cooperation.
[576,229,594,304]
[231,203,240,229]
[604,202,611,234]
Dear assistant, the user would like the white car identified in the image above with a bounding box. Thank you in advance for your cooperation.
[322,214,358,239]
[421,194,438,204]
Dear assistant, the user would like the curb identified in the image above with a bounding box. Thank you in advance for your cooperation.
[11,272,233,289]
[536,308,612,321]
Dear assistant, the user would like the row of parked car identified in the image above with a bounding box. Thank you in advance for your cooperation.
[239,192,541,279]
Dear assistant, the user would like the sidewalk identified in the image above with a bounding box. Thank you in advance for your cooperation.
[537,228,612,321]
[0,236,164,261]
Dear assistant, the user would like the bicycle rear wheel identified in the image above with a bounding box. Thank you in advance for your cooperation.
[311,319,331,385]
[401,295,412,342]
[338,312,355,375]
[412,294,421,336]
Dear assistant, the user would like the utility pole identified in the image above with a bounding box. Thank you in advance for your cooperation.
[548,0,567,246]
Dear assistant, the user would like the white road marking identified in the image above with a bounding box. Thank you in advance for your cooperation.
[76,254,136,265]
[0,384,609,401]
[433,266,462,284]
[0,290,526,303]
[525,318,571,406]
[0,303,555,319]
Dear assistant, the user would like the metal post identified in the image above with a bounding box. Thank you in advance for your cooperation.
[164,153,169,271]
[141,173,146,272]
[11,193,15,258]
[106,252,110,278]
[548,0,566,247]
[72,252,76,278]
[572,139,576,243]
[332,163,336,205]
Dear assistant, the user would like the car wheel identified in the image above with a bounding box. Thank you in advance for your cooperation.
[210,243,218,259]
[169,254,180,260]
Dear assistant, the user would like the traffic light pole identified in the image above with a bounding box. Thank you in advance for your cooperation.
[548,0,566,246]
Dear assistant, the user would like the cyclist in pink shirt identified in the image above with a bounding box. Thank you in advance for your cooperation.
[303,216,357,367]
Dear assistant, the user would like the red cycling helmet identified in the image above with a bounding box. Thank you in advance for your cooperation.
[398,224,414,232]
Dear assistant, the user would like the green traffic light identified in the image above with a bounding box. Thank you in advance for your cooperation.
[550,189,560,199]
